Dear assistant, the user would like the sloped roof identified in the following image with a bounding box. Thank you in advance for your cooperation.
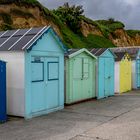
[0,26,67,51]
[125,48,139,60]
[90,48,116,58]
[113,52,126,61]
[112,48,140,60]
[65,48,97,59]
[90,48,108,56]
[65,49,80,56]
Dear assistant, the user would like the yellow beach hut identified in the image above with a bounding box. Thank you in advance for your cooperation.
[113,51,132,93]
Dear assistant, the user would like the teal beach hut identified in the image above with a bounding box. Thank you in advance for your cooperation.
[90,48,115,99]
[0,26,67,119]
[65,48,97,104]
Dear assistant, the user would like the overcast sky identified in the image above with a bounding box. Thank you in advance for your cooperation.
[38,0,140,30]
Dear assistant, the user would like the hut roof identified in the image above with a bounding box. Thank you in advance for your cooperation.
[0,26,67,51]
[90,48,108,56]
[65,48,97,59]
[112,48,140,60]
[113,52,126,61]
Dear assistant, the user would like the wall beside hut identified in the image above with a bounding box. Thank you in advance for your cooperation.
[0,51,25,116]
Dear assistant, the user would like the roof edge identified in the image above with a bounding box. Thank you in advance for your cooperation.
[106,48,117,58]
[27,26,68,52]
[68,48,97,59]
[48,27,68,52]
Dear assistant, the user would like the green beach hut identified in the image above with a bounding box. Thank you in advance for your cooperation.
[65,48,97,104]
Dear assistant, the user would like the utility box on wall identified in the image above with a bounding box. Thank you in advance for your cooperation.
[0,60,7,123]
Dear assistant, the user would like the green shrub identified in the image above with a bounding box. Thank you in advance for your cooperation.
[82,34,116,48]
[126,30,140,38]
[53,2,84,33]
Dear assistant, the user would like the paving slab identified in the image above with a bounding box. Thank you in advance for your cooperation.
[64,94,140,117]
[83,103,140,140]
[70,135,108,140]
[0,111,111,140]
[0,90,140,140]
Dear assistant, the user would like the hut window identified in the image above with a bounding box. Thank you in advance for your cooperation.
[82,58,89,79]
[48,62,59,81]
[31,62,44,82]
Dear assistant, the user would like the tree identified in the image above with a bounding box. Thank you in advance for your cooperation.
[108,18,115,24]
[53,2,84,33]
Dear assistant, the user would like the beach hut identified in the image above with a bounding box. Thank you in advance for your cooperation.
[125,48,140,89]
[113,51,132,93]
[0,26,67,119]
[0,60,7,122]
[65,48,97,104]
[90,48,115,99]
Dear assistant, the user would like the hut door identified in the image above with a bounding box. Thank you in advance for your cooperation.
[31,57,59,113]
[72,58,83,102]
[137,59,140,88]
[31,57,46,113]
[104,58,111,96]
[45,57,59,110]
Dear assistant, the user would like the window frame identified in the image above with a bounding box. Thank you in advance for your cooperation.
[47,62,59,81]
[31,61,44,83]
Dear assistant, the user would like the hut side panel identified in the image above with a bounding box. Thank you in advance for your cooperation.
[132,60,136,89]
[137,60,140,88]
[98,57,105,99]
[114,62,120,93]
[0,52,25,116]
[136,50,140,88]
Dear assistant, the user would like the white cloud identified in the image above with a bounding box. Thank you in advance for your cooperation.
[124,0,140,5]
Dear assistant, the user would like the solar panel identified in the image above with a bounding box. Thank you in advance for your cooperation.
[1,30,18,38]
[14,28,30,36]
[0,31,5,37]
[0,38,8,45]
[0,36,20,51]
[27,27,44,35]
[0,26,48,51]
[11,35,36,51]
[91,48,98,54]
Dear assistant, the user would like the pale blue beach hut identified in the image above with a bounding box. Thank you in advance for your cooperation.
[0,26,67,119]
[90,48,115,99]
